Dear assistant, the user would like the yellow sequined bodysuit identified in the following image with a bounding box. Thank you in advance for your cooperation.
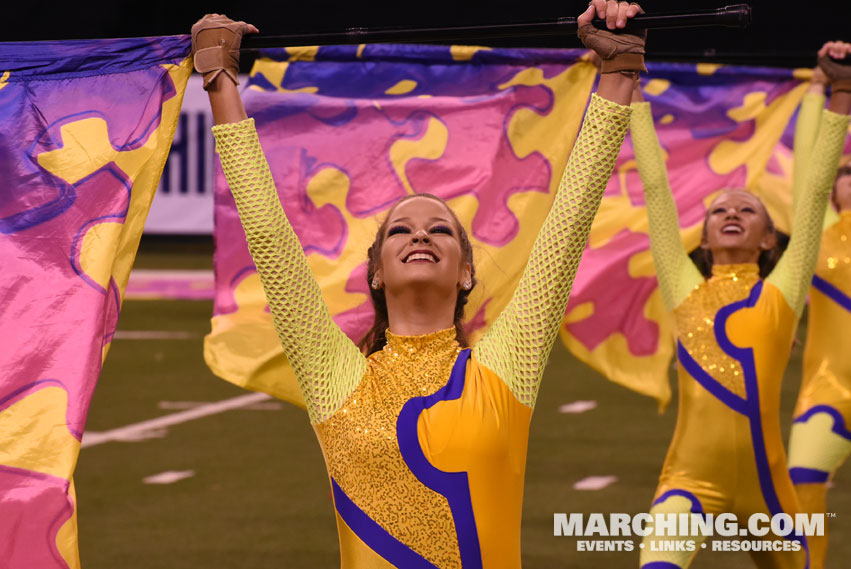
[787,92,851,569]
[630,100,849,569]
[212,94,631,568]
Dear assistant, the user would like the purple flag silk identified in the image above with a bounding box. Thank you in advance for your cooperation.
[0,36,191,568]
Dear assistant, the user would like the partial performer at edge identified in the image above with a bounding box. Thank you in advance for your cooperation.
[788,41,851,569]
[631,42,851,569]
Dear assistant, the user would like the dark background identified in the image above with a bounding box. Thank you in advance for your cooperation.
[7,1,851,67]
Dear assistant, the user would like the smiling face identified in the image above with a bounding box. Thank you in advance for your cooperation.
[374,196,472,295]
[702,190,777,262]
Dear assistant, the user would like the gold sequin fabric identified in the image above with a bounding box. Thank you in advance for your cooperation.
[815,211,851,293]
[674,264,760,398]
[316,328,464,568]
[475,94,631,408]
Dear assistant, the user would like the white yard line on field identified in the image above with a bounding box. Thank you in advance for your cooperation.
[158,400,283,411]
[81,392,272,449]
[143,470,196,485]
[113,331,199,340]
[129,269,214,279]
[558,400,598,414]
[573,475,618,491]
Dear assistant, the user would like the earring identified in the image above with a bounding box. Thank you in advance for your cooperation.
[462,280,471,290]
[371,278,380,290]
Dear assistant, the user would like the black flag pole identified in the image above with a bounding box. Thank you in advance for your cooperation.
[240,4,751,50]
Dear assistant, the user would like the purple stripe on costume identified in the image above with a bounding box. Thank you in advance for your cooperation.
[652,489,705,514]
[794,404,851,441]
[397,348,483,569]
[812,274,851,313]
[677,342,747,415]
[641,562,682,569]
[713,282,784,516]
[331,478,437,569]
[789,467,830,485]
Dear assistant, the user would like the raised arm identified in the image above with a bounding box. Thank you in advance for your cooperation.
[630,89,703,312]
[793,49,838,229]
[194,15,365,424]
[767,43,851,314]
[474,0,640,407]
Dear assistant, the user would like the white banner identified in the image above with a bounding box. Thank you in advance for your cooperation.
[144,75,233,234]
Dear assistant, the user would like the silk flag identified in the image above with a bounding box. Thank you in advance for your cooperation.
[0,37,191,568]
[561,63,811,409]
[205,44,596,404]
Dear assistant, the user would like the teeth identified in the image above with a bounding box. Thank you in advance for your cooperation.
[722,225,743,234]
[404,252,437,263]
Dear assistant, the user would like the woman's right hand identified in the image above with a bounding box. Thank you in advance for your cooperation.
[577,0,646,75]
[191,13,258,91]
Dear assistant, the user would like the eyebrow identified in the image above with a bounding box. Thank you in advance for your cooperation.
[388,216,452,224]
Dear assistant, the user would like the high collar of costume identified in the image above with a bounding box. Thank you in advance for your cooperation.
[710,262,760,282]
[383,327,460,358]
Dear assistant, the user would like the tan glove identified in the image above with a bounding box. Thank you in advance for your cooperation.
[818,55,851,93]
[191,14,249,90]
[578,5,646,74]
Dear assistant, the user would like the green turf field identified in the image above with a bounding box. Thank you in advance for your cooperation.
[75,237,850,568]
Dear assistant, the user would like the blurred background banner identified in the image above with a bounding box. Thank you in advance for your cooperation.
[205,44,596,404]
[0,36,191,568]
[143,75,216,234]
[562,62,810,410]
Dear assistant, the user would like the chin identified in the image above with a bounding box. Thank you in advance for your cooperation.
[393,275,455,292]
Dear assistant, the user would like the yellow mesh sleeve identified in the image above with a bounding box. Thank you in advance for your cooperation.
[630,101,704,311]
[473,94,631,407]
[213,119,366,424]
[792,93,839,229]
[767,109,851,315]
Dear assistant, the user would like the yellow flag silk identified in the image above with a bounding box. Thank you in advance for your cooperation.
[206,45,597,404]
[0,36,191,568]
[563,63,808,409]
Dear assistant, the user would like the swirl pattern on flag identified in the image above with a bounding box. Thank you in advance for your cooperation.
[0,37,191,568]
[561,62,810,409]
[205,44,596,404]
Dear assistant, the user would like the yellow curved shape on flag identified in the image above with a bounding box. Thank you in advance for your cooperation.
[56,479,80,569]
[80,222,123,290]
[469,61,597,328]
[643,79,670,97]
[450,45,491,61]
[390,116,449,194]
[0,386,79,478]
[205,273,306,407]
[35,61,192,362]
[560,285,675,410]
[385,79,418,95]
[250,58,319,94]
[696,63,723,76]
[709,82,809,189]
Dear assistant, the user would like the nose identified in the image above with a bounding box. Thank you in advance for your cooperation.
[724,207,740,218]
[412,229,430,244]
